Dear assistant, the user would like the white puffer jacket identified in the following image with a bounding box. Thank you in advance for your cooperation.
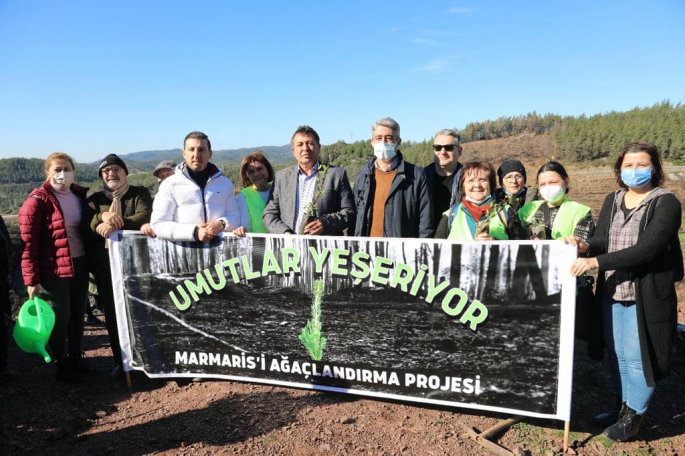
[151,163,240,241]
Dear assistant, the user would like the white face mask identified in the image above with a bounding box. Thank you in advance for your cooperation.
[465,195,492,206]
[373,142,397,161]
[539,185,565,204]
[50,170,74,190]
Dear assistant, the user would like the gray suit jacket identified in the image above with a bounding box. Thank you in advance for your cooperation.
[263,164,355,235]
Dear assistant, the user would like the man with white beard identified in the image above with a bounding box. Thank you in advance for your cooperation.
[87,154,152,380]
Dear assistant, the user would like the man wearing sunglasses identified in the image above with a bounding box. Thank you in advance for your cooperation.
[424,129,463,228]
[353,117,434,238]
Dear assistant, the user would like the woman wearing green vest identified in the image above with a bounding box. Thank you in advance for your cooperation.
[234,151,275,237]
[519,161,599,360]
[518,161,595,241]
[435,161,522,241]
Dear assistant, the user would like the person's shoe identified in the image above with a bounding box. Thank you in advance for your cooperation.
[110,365,125,381]
[54,358,84,384]
[603,406,643,441]
[594,397,626,426]
[72,352,98,376]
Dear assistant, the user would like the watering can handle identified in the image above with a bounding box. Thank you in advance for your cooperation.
[33,296,44,334]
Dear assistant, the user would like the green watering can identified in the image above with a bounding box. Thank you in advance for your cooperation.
[13,296,55,363]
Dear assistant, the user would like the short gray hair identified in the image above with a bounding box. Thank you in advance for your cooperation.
[372,117,401,139]
[434,128,461,146]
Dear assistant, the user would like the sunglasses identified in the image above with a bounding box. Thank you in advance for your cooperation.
[433,144,458,152]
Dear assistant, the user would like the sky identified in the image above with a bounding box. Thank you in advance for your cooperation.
[1,0,684,164]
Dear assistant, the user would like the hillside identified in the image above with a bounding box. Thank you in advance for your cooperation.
[2,132,685,218]
[114,145,293,169]
[461,133,685,218]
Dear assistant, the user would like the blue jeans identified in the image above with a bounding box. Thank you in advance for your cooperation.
[601,295,654,414]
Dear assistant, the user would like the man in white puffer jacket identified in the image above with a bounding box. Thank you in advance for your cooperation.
[151,131,240,242]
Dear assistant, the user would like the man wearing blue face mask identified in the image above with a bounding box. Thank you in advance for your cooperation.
[353,117,434,238]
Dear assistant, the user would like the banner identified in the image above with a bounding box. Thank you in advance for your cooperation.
[109,232,577,421]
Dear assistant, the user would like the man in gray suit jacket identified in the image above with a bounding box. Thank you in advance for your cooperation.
[263,125,355,236]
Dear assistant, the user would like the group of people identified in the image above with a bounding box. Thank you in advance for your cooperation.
[2,116,680,443]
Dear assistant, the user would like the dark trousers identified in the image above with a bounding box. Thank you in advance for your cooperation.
[40,256,89,360]
[92,262,122,366]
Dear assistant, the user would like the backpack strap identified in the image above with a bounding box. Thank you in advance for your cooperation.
[540,203,553,239]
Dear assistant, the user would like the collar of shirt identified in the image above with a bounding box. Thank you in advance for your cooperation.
[375,157,400,172]
[298,160,320,178]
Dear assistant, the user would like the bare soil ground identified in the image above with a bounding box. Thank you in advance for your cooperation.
[2,134,685,455]
[1,314,684,456]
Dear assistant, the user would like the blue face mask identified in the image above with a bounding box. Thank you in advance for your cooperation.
[620,168,652,188]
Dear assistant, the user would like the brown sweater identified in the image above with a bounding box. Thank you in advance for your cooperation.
[369,169,396,237]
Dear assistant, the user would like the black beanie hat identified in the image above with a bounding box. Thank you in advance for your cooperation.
[98,154,129,176]
[497,160,526,185]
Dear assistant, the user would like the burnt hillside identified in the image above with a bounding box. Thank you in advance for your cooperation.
[461,133,685,219]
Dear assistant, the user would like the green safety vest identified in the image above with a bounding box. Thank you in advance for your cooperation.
[241,185,270,233]
[518,199,590,239]
[447,203,509,241]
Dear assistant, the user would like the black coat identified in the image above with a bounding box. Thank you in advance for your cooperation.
[588,188,681,385]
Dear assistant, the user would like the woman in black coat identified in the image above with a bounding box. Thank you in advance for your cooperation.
[565,142,682,442]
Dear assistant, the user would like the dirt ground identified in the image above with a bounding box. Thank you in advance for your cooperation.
[1,304,684,456]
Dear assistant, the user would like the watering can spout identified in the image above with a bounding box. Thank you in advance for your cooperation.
[39,349,52,363]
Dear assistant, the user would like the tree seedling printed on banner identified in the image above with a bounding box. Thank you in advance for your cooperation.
[300,280,327,361]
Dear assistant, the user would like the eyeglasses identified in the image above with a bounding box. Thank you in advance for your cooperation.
[504,174,524,182]
[433,144,458,152]
[101,167,122,174]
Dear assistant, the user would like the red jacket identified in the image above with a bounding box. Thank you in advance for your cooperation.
[18,182,89,286]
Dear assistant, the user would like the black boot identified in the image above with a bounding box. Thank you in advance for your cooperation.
[603,405,643,441]
[54,357,84,384]
[594,397,626,426]
[71,351,98,376]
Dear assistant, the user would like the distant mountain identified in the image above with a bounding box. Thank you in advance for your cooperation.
[93,145,294,170]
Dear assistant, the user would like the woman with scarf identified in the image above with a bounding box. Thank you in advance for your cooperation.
[18,152,95,382]
[234,150,275,237]
[566,143,682,442]
[435,161,522,241]
[87,154,152,380]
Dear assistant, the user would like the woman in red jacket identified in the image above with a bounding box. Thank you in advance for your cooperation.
[19,152,96,382]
